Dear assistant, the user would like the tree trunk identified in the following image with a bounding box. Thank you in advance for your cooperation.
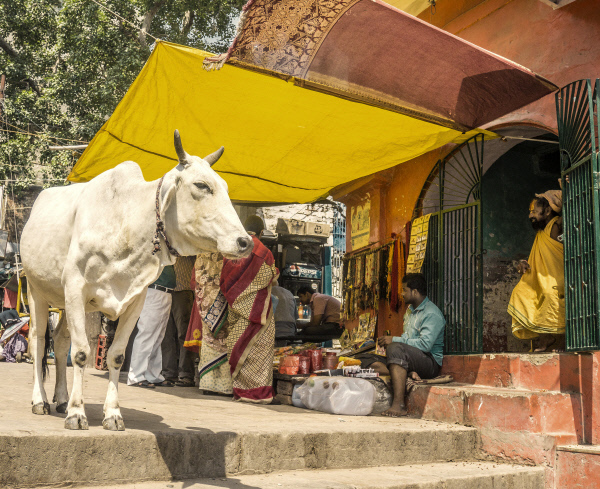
[139,0,166,48]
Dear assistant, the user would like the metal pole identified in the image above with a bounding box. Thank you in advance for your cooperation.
[48,145,88,151]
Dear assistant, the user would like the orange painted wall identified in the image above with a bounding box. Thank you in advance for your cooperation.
[418,0,600,132]
[335,0,600,337]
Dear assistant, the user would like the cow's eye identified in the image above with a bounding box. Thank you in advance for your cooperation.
[194,182,212,194]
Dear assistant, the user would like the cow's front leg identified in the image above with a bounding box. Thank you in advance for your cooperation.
[64,291,91,430]
[103,291,147,431]
[29,282,50,415]
[52,313,70,414]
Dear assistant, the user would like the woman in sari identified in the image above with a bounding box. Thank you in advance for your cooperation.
[220,217,278,403]
[187,252,233,395]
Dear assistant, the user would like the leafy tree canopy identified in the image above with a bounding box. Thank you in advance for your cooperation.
[0,0,244,192]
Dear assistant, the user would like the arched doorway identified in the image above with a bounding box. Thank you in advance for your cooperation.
[414,126,560,353]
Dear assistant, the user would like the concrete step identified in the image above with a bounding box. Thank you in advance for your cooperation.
[29,463,545,489]
[0,364,479,487]
[440,353,585,393]
[407,382,583,438]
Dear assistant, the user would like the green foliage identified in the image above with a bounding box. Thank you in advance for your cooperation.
[0,0,244,191]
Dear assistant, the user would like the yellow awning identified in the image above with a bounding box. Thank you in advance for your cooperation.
[70,41,494,203]
[384,0,430,16]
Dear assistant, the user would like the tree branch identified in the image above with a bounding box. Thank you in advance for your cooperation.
[0,37,19,58]
[1,37,42,96]
[139,0,166,48]
[24,78,41,96]
[182,10,195,38]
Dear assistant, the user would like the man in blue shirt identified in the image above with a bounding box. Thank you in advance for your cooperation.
[359,273,445,417]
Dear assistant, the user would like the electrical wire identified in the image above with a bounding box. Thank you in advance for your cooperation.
[2,122,89,144]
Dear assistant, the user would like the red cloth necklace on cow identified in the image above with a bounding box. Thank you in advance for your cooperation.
[152,175,181,257]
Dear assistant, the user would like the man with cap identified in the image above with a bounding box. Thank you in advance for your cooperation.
[508,188,565,351]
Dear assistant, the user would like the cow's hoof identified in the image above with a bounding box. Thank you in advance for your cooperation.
[102,415,125,431]
[56,402,68,414]
[32,402,50,415]
[64,414,89,430]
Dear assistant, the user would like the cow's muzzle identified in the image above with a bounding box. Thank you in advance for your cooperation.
[236,236,253,254]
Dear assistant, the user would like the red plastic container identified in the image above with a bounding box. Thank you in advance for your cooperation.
[298,356,311,374]
[279,355,300,375]
[308,349,323,372]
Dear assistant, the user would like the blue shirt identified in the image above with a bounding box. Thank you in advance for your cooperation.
[393,297,445,366]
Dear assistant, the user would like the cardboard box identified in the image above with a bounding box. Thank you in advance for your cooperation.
[305,221,331,237]
[276,218,305,235]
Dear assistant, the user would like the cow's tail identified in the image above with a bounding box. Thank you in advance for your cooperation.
[41,324,50,381]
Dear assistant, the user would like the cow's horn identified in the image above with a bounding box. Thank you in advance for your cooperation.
[203,147,224,167]
[174,130,187,162]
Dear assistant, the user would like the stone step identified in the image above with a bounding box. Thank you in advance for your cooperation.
[440,353,586,393]
[29,463,545,489]
[0,364,479,487]
[407,383,583,437]
[556,444,600,489]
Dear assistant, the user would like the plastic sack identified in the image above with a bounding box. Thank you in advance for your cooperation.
[291,384,306,409]
[296,376,376,416]
[279,355,300,375]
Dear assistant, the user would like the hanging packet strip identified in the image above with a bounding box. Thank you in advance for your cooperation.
[406,214,432,273]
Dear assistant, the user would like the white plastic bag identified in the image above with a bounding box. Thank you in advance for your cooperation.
[291,384,306,409]
[296,377,376,416]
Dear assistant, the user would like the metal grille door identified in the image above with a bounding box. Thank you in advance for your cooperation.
[442,204,482,353]
[419,133,484,354]
[332,205,346,301]
[556,79,600,351]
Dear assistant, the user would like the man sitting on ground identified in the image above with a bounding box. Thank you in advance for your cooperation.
[296,286,342,337]
[358,273,445,417]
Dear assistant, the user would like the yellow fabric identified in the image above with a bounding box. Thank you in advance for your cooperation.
[508,217,565,339]
[383,0,430,16]
[69,41,496,204]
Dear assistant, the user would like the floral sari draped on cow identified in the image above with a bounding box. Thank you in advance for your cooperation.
[221,236,278,403]
[193,252,233,395]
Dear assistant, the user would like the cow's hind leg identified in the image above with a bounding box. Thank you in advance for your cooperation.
[29,282,50,415]
[52,313,70,414]
[103,291,147,431]
[63,291,91,430]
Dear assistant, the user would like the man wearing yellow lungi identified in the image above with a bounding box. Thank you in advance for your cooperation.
[508,189,565,351]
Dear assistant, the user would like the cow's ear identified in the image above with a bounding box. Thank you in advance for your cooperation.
[203,147,224,167]
[174,130,190,167]
[160,175,181,216]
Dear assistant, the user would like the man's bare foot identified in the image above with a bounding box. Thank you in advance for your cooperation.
[381,403,408,418]
[409,371,422,382]
[534,335,556,352]
[381,406,408,417]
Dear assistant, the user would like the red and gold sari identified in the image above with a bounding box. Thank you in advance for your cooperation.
[221,236,278,403]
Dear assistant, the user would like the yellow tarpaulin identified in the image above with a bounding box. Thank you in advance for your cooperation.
[384,0,430,16]
[70,41,493,203]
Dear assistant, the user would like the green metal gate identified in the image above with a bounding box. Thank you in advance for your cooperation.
[556,79,600,351]
[418,133,484,354]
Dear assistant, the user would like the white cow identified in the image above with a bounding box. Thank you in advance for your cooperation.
[20,131,253,430]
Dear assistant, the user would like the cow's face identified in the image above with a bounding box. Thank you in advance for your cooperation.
[160,131,253,259]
